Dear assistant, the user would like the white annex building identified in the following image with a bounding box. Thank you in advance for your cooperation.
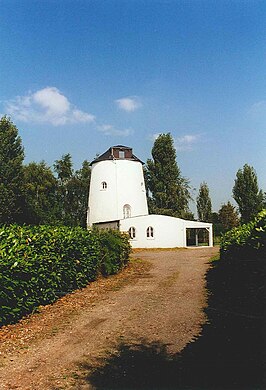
[87,145,213,248]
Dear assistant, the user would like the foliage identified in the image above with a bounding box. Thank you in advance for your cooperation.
[145,133,191,218]
[220,209,266,261]
[0,117,91,227]
[94,228,131,276]
[0,225,130,326]
[64,160,91,227]
[196,182,212,222]
[23,161,59,224]
[54,153,73,184]
[0,116,25,224]
[211,212,219,224]
[218,201,239,232]
[233,164,264,223]
[53,155,91,226]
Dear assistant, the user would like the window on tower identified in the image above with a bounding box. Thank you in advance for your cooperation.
[101,181,107,190]
[123,204,131,218]
[146,226,154,238]
[119,150,125,159]
[128,227,136,239]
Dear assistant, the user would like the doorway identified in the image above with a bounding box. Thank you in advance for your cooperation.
[186,228,210,247]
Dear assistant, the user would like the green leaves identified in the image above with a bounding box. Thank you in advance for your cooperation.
[233,164,264,223]
[145,133,191,217]
[0,116,24,224]
[197,182,212,222]
[220,209,266,261]
[0,225,130,326]
[94,228,131,276]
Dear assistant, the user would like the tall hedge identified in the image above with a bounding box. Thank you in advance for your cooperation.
[220,209,266,261]
[0,225,130,326]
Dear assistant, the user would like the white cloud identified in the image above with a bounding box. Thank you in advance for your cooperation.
[250,100,266,111]
[175,134,200,151]
[72,109,95,123]
[5,87,95,126]
[115,96,142,112]
[98,124,133,137]
[149,133,200,151]
[249,100,266,120]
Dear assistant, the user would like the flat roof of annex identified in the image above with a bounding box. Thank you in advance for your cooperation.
[91,145,144,165]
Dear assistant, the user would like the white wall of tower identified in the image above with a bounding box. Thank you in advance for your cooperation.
[87,159,148,226]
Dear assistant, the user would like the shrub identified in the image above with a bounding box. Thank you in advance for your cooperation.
[95,228,131,276]
[220,209,266,261]
[0,225,130,326]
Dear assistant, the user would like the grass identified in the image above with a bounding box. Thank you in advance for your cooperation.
[209,253,220,262]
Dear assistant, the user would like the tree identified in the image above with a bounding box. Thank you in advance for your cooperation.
[218,201,239,231]
[53,155,91,226]
[53,153,74,224]
[64,160,91,227]
[211,212,219,224]
[0,116,24,223]
[145,133,191,218]
[23,161,58,224]
[233,164,264,223]
[196,182,212,222]
[75,160,91,226]
[54,153,73,184]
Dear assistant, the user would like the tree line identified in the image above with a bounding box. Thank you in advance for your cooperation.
[144,133,265,233]
[0,117,265,231]
[0,116,90,227]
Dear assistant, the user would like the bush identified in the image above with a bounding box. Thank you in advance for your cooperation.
[220,209,266,261]
[95,228,131,276]
[0,225,130,326]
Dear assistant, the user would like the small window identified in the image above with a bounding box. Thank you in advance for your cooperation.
[146,226,154,238]
[123,204,131,219]
[119,150,125,159]
[101,181,107,190]
[129,227,136,239]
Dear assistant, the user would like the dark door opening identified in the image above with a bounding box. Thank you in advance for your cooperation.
[186,228,209,247]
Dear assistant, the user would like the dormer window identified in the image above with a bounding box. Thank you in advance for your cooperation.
[119,150,125,159]
[101,181,107,190]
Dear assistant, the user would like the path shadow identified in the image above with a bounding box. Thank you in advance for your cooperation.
[80,259,265,389]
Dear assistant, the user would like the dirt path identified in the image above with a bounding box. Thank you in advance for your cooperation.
[0,247,218,389]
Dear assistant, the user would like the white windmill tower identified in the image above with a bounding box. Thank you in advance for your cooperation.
[87,145,148,227]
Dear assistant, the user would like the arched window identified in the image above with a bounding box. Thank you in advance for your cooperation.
[101,181,107,190]
[128,227,136,239]
[146,226,154,238]
[123,204,131,219]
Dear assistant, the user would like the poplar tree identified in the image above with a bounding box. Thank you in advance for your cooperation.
[196,182,212,222]
[233,164,264,223]
[0,116,25,223]
[145,133,191,218]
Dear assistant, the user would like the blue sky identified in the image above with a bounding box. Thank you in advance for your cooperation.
[0,0,265,213]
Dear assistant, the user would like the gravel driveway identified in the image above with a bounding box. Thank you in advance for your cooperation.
[0,247,218,389]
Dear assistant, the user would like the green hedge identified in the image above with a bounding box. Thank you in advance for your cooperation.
[95,228,131,276]
[220,209,266,261]
[0,225,130,326]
